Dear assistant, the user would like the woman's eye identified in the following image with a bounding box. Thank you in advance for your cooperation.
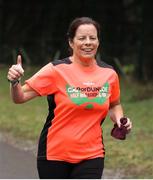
[78,37,85,41]
[77,36,97,41]
[90,37,96,40]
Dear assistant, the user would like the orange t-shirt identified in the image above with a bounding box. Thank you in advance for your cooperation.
[26,58,120,163]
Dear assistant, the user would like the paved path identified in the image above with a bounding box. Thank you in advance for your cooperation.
[0,133,123,179]
[0,141,38,179]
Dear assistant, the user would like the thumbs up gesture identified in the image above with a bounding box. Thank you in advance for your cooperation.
[7,55,24,82]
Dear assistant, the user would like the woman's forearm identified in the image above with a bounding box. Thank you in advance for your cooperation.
[10,83,25,103]
[109,104,124,125]
[10,83,39,104]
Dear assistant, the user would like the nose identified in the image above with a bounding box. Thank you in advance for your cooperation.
[84,37,91,45]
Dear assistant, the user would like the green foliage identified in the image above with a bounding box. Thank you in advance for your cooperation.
[1,0,153,81]
[0,66,46,140]
[122,64,135,75]
[0,66,153,178]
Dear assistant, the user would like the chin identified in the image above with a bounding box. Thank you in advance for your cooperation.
[81,55,95,60]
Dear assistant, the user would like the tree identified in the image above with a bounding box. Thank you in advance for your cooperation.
[142,0,153,81]
[1,0,153,81]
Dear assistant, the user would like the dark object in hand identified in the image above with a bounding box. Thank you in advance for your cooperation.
[111,117,128,140]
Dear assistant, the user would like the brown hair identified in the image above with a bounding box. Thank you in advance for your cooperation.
[67,17,101,42]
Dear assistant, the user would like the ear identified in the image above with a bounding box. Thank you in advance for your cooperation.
[69,40,74,50]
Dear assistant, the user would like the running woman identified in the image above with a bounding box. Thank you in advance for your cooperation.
[7,17,132,179]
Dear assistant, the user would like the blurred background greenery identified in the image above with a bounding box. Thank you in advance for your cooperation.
[0,0,153,178]
[0,0,153,81]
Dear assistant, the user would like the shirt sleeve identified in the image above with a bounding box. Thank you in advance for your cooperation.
[109,71,120,104]
[25,63,57,96]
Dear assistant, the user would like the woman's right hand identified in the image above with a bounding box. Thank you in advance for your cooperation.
[7,55,24,82]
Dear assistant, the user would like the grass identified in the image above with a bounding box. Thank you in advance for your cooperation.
[102,80,153,178]
[0,66,47,139]
[1,65,153,178]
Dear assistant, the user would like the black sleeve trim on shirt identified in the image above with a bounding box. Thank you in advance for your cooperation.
[51,58,72,66]
[96,59,114,69]
[51,57,113,70]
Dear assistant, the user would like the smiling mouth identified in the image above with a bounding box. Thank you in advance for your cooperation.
[81,48,94,53]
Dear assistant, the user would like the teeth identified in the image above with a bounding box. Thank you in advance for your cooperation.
[83,49,93,52]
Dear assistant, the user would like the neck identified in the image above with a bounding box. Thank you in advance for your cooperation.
[70,55,96,67]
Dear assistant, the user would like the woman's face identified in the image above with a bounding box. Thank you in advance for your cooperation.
[69,24,99,60]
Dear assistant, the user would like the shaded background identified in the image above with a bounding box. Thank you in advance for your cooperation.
[0,0,152,81]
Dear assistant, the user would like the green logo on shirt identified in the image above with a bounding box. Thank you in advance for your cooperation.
[66,82,109,109]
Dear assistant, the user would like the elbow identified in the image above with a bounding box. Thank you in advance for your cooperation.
[13,98,26,104]
[109,100,121,109]
[13,101,23,104]
[14,101,24,104]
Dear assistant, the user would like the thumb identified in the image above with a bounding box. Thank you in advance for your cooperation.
[116,119,121,128]
[17,55,22,66]
[16,55,24,74]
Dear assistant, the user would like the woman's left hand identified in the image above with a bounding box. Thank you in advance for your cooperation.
[116,117,132,133]
[124,118,132,133]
